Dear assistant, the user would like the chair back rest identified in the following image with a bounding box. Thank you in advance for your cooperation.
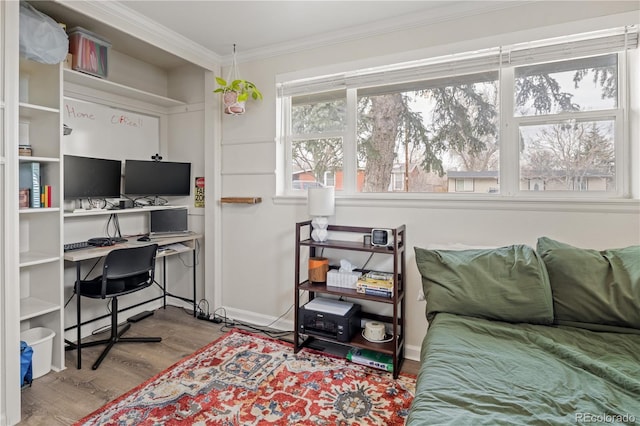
[102,244,158,282]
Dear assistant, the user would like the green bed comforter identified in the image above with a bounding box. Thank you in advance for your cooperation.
[407,313,640,425]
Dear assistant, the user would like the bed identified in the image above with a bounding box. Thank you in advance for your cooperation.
[408,237,640,425]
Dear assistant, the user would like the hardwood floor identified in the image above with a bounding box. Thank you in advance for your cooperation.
[19,306,420,425]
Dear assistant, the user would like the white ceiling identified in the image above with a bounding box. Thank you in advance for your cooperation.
[31,1,520,69]
[119,1,460,58]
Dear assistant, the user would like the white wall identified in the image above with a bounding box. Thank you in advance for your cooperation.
[215,1,640,359]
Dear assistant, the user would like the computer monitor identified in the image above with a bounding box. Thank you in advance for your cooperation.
[124,160,191,197]
[64,155,122,200]
[149,208,189,237]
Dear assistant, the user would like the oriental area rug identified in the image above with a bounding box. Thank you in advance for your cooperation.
[74,329,416,425]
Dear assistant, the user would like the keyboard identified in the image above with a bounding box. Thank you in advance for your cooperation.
[63,241,90,252]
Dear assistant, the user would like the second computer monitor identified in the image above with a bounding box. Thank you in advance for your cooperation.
[124,160,191,197]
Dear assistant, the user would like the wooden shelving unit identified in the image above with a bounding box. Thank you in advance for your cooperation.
[294,221,406,378]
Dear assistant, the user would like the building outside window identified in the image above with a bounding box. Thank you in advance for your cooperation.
[278,26,637,198]
[323,170,336,187]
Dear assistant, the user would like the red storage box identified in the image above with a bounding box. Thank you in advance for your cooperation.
[68,27,111,78]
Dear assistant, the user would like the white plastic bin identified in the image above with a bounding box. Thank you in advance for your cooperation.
[20,327,55,379]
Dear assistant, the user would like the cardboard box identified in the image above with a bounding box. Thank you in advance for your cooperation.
[68,27,111,78]
[19,145,32,156]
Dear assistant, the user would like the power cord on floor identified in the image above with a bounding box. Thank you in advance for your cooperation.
[192,300,293,339]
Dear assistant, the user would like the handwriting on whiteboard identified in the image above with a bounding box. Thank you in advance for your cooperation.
[111,114,143,127]
[65,103,95,120]
[64,103,143,128]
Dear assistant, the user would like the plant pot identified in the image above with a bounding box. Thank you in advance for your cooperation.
[223,90,246,115]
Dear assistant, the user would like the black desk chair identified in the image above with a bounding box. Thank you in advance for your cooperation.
[73,244,162,370]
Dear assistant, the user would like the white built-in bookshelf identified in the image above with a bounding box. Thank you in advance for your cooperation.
[17,58,65,384]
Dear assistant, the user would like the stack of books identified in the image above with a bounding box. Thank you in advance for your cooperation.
[41,185,52,207]
[356,271,394,298]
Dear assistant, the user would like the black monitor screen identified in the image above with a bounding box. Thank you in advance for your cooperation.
[64,155,122,200]
[150,208,189,235]
[124,160,191,196]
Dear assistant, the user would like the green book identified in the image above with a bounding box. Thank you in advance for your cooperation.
[346,348,393,372]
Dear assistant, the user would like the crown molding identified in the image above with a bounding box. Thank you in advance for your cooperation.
[54,1,536,68]
[55,0,221,70]
[225,1,538,65]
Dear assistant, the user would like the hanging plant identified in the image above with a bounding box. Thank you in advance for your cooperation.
[214,44,263,115]
[214,77,263,114]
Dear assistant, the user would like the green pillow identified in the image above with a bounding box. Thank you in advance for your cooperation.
[414,245,554,324]
[537,237,640,330]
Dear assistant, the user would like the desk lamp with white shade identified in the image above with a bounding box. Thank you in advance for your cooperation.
[307,187,335,242]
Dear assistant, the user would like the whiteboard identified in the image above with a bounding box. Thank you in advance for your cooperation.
[62,98,159,161]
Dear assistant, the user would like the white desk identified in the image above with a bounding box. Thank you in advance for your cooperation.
[64,232,201,369]
[63,233,201,262]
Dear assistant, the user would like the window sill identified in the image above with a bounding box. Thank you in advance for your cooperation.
[274,193,640,214]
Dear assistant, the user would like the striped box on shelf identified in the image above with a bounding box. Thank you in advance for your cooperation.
[19,162,40,208]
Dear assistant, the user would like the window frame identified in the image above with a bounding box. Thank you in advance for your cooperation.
[277,26,637,200]
[505,52,627,199]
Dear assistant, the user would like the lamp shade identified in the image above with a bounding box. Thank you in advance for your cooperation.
[308,187,335,217]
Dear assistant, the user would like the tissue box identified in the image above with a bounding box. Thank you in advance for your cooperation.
[326,270,362,289]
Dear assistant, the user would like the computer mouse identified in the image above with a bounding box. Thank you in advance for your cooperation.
[137,236,151,242]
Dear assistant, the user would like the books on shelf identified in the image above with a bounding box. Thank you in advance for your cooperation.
[358,287,393,298]
[356,271,394,297]
[19,161,40,208]
[41,185,52,208]
[18,162,52,208]
[359,271,394,284]
[347,348,394,372]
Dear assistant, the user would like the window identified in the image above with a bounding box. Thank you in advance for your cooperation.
[455,178,474,192]
[278,26,637,197]
[515,55,619,193]
[355,72,498,193]
[289,92,346,190]
[323,171,336,187]
[392,170,405,191]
